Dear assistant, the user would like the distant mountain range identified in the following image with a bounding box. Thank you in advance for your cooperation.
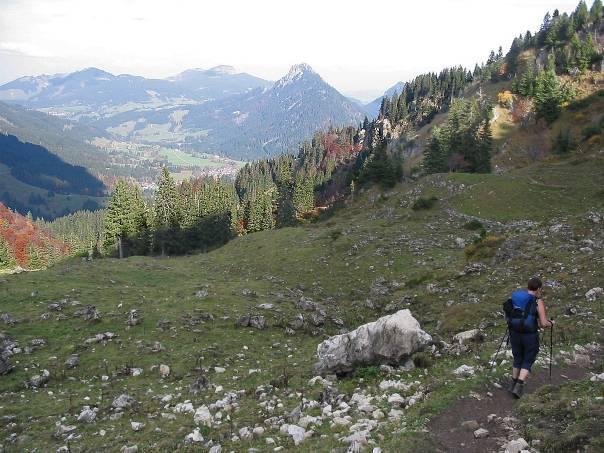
[365,81,406,119]
[0,64,366,160]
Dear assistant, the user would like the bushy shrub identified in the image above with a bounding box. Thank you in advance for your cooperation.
[411,196,438,211]
[463,219,484,231]
[464,234,505,261]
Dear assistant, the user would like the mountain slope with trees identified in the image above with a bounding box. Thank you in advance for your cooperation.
[0,202,70,270]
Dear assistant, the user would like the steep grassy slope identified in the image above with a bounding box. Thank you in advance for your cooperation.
[0,154,602,451]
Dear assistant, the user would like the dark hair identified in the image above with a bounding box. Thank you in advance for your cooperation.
[527,277,543,291]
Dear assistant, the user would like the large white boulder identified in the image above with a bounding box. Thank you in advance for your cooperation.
[314,310,432,375]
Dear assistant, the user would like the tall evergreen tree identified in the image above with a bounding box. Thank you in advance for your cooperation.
[0,234,15,270]
[591,0,603,21]
[103,180,146,258]
[153,167,182,255]
[534,69,563,123]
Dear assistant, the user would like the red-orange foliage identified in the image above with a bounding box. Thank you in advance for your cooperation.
[0,202,70,267]
[321,133,362,164]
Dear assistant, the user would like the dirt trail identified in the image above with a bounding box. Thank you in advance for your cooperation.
[428,350,602,452]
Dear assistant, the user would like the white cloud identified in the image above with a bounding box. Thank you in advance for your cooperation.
[0,41,54,58]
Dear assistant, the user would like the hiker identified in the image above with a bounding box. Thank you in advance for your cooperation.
[506,277,554,398]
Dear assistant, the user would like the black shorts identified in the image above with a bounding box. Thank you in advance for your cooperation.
[510,330,540,371]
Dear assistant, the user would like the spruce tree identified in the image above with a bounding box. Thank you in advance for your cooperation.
[534,69,563,124]
[591,0,603,22]
[574,1,589,29]
[0,234,15,270]
[153,167,182,255]
[103,180,135,258]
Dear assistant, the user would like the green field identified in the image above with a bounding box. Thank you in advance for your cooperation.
[159,148,240,168]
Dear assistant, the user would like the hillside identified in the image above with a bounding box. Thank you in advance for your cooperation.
[0,101,109,171]
[0,152,602,450]
[0,202,70,270]
[0,134,106,219]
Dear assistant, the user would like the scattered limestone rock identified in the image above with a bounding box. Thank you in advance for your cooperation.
[453,329,485,345]
[190,374,211,394]
[64,354,79,369]
[29,369,50,388]
[126,309,140,326]
[1,313,17,326]
[281,424,306,446]
[236,314,267,330]
[504,437,530,453]
[77,407,97,423]
[461,420,480,431]
[288,314,304,330]
[55,424,76,436]
[590,372,604,382]
[0,356,14,375]
[84,332,118,344]
[193,405,212,426]
[120,446,138,453]
[159,364,170,378]
[238,426,253,440]
[82,305,102,322]
[473,428,489,439]
[130,421,144,432]
[112,394,135,410]
[173,402,195,414]
[453,365,475,377]
[185,427,204,443]
[314,310,432,375]
[585,287,603,302]
[194,289,209,299]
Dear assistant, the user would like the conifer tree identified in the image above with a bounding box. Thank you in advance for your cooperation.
[591,0,603,22]
[0,234,15,270]
[574,1,589,28]
[424,128,448,174]
[153,167,182,255]
[534,69,563,123]
[103,180,144,258]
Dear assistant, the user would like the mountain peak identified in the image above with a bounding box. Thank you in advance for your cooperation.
[275,63,318,88]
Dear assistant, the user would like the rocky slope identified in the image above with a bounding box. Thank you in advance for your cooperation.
[0,152,602,451]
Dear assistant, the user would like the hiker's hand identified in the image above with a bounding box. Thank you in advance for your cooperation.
[549,319,555,327]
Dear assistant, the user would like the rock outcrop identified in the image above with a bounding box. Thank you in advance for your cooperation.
[314,310,431,375]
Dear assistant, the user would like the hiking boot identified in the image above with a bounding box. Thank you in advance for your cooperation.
[512,381,525,399]
[507,379,518,393]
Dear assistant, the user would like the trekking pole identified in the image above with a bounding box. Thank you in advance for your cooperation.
[549,319,554,381]
[489,327,509,374]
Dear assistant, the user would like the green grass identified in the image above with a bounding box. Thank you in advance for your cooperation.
[516,379,604,452]
[0,154,603,451]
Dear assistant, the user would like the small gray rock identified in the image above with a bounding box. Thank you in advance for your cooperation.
[64,354,79,369]
[473,428,489,439]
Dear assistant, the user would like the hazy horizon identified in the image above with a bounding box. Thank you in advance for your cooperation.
[0,0,582,102]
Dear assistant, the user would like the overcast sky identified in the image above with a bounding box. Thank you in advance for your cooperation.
[0,0,582,102]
